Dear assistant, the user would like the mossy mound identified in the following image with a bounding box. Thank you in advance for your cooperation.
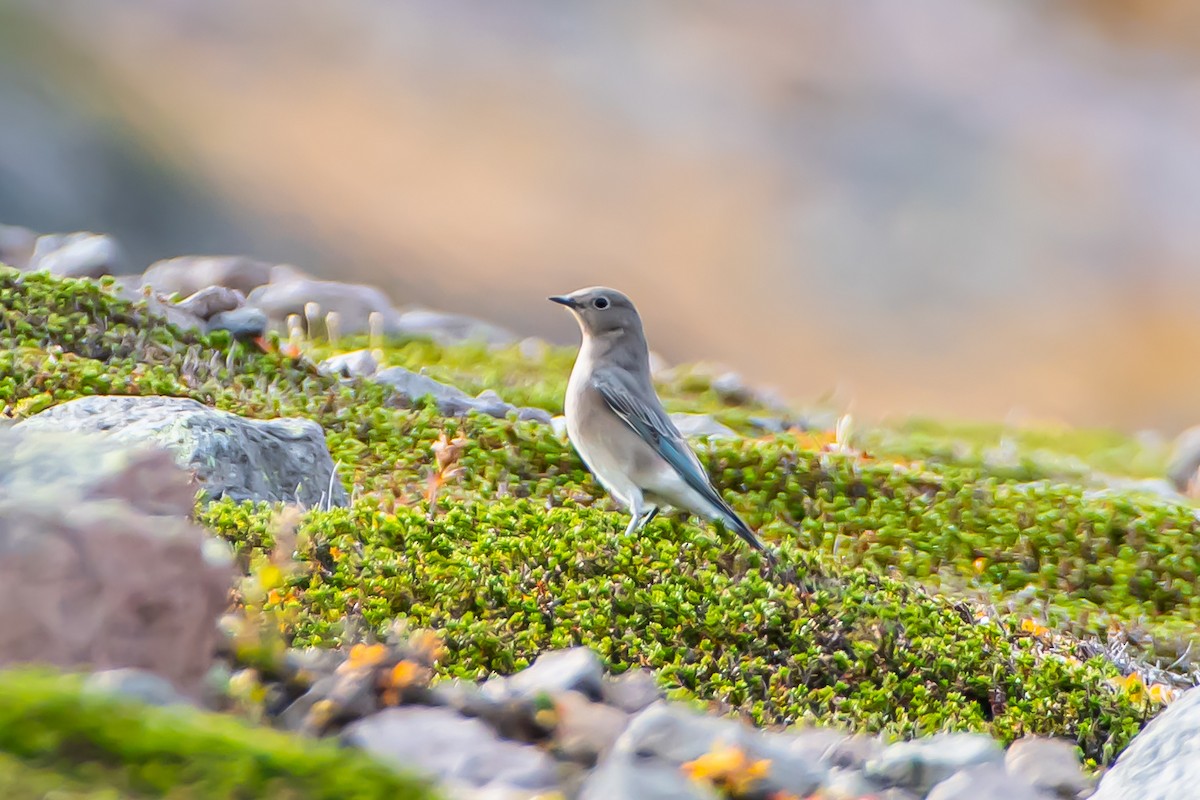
[1,266,1193,768]
[206,497,1145,765]
[0,669,437,800]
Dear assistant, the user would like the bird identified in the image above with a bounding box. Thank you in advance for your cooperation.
[550,286,774,562]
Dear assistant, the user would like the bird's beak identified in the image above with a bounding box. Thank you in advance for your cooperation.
[548,295,579,309]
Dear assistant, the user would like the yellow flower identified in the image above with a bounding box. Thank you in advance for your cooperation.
[387,660,426,689]
[682,743,771,795]
[344,643,388,671]
[258,564,284,591]
[1149,683,1178,704]
[1019,618,1049,637]
[973,557,986,573]
[1108,672,1147,703]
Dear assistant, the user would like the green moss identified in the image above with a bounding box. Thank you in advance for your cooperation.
[201,497,1146,765]
[0,265,1187,770]
[863,416,1169,482]
[0,669,437,799]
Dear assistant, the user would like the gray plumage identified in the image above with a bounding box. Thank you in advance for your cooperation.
[550,286,772,559]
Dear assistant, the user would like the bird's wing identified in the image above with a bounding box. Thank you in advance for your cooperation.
[591,368,767,553]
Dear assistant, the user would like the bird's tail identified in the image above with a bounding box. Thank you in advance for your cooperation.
[712,501,777,565]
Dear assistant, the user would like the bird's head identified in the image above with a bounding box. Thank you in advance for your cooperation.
[549,286,642,339]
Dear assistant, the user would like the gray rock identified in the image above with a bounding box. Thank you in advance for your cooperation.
[592,721,832,799]
[580,751,720,800]
[668,413,738,440]
[375,366,493,416]
[1091,683,1200,800]
[281,647,345,685]
[501,647,606,702]
[928,763,1053,800]
[766,726,852,767]
[84,668,193,708]
[106,279,208,333]
[248,278,399,335]
[0,431,233,695]
[865,733,1005,795]
[472,389,515,418]
[14,395,347,509]
[279,669,378,734]
[28,231,127,278]
[601,669,663,714]
[751,729,829,797]
[319,349,379,379]
[824,732,886,769]
[428,679,549,743]
[143,255,275,298]
[0,224,36,269]
[175,286,246,320]
[206,306,269,340]
[516,407,553,424]
[394,308,517,347]
[553,690,630,765]
[343,706,560,791]
[1005,736,1091,798]
[615,702,753,765]
[819,767,893,799]
[373,367,547,423]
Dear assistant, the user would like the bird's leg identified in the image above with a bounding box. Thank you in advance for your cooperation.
[622,493,646,538]
[636,505,659,530]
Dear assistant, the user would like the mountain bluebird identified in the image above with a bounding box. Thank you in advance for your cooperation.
[550,286,774,561]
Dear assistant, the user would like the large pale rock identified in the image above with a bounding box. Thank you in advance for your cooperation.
[552,690,630,765]
[0,430,233,694]
[615,702,826,797]
[343,706,560,792]
[1004,736,1091,798]
[14,395,347,508]
[248,278,399,335]
[142,255,276,298]
[27,231,128,278]
[498,647,606,701]
[927,763,1053,800]
[1092,684,1200,800]
[579,751,720,800]
[600,669,663,714]
[865,733,1004,796]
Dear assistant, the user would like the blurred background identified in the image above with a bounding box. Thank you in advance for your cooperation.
[3,0,1200,432]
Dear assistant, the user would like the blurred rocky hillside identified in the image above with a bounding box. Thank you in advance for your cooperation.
[4,0,1200,431]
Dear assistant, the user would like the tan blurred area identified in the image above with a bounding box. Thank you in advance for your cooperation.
[4,0,1200,431]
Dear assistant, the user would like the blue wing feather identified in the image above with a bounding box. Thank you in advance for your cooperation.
[591,370,768,554]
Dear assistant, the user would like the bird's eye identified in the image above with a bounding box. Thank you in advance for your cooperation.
[592,297,610,310]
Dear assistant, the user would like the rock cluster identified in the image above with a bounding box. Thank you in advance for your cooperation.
[198,639,1102,800]
[3,225,523,349]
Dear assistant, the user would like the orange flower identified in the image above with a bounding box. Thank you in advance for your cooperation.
[682,743,771,795]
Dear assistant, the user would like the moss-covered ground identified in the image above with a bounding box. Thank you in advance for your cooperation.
[0,669,436,800]
[2,266,1197,782]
